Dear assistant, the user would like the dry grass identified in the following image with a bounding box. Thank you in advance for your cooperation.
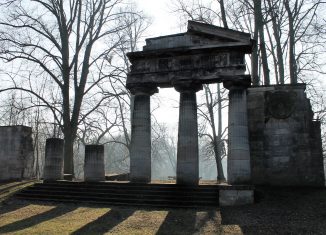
[0,181,325,235]
[0,202,224,235]
[0,180,37,203]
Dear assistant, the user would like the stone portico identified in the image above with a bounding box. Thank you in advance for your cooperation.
[127,20,253,185]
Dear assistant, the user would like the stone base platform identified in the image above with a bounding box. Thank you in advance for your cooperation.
[218,185,254,206]
[15,180,254,207]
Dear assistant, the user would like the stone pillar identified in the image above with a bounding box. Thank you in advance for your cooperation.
[44,138,64,181]
[175,83,202,185]
[224,80,251,184]
[84,145,105,182]
[129,85,158,183]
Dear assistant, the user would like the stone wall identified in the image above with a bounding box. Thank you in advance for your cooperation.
[0,126,34,181]
[247,84,325,186]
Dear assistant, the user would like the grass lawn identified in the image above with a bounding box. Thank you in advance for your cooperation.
[0,181,325,235]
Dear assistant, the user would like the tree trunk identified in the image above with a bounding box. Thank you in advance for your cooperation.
[219,0,228,28]
[63,127,74,176]
[216,83,225,181]
[267,0,285,84]
[251,1,260,86]
[204,85,225,181]
[254,0,270,85]
[284,1,297,84]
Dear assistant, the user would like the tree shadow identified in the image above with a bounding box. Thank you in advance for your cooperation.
[0,180,36,194]
[0,203,77,233]
[71,207,135,235]
[156,209,198,235]
[0,200,32,216]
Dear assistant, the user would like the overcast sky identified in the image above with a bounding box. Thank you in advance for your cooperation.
[135,0,184,129]
[137,0,181,39]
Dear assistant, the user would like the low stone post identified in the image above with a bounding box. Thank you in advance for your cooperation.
[128,85,158,183]
[84,145,105,182]
[43,138,64,181]
[175,82,202,185]
[224,80,251,184]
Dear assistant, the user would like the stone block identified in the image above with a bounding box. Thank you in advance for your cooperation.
[0,126,34,181]
[271,156,290,167]
[84,145,105,182]
[248,84,325,187]
[229,136,249,151]
[228,159,251,184]
[219,189,254,206]
[130,93,152,183]
[229,149,250,160]
[44,138,64,181]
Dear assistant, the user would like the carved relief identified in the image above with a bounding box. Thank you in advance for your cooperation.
[266,91,297,119]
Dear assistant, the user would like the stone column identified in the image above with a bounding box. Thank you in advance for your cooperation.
[224,80,251,184]
[44,138,64,181]
[129,85,158,183]
[175,83,202,185]
[84,145,105,182]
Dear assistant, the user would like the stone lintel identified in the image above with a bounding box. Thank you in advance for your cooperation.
[127,73,251,89]
[128,45,251,61]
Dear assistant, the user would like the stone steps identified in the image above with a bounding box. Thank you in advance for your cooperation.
[15,181,221,208]
[20,188,217,199]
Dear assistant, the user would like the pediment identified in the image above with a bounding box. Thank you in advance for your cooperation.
[143,20,252,51]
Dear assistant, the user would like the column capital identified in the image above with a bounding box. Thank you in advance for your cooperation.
[128,84,158,96]
[223,78,251,90]
[173,80,203,93]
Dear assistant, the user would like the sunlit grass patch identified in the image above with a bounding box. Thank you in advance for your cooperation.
[0,204,223,235]
[0,204,56,228]
[15,206,111,235]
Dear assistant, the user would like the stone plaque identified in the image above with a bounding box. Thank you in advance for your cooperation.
[266,91,297,119]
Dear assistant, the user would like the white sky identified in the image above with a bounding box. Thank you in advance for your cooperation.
[135,0,184,129]
[136,0,182,38]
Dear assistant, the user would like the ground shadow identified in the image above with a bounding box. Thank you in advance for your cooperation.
[71,207,135,235]
[0,180,36,194]
[0,203,77,233]
[220,187,326,235]
[0,200,33,216]
[156,209,198,235]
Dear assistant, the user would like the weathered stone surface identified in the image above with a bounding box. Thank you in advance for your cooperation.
[126,20,253,186]
[219,189,254,206]
[127,21,252,89]
[226,85,251,184]
[248,84,325,186]
[176,84,202,185]
[44,138,64,181]
[129,88,156,183]
[0,126,34,181]
[84,145,105,182]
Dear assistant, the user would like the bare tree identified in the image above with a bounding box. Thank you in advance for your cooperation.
[198,84,228,181]
[170,0,230,181]
[0,0,141,176]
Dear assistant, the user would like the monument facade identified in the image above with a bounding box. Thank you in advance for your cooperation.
[127,20,253,185]
[248,84,325,186]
